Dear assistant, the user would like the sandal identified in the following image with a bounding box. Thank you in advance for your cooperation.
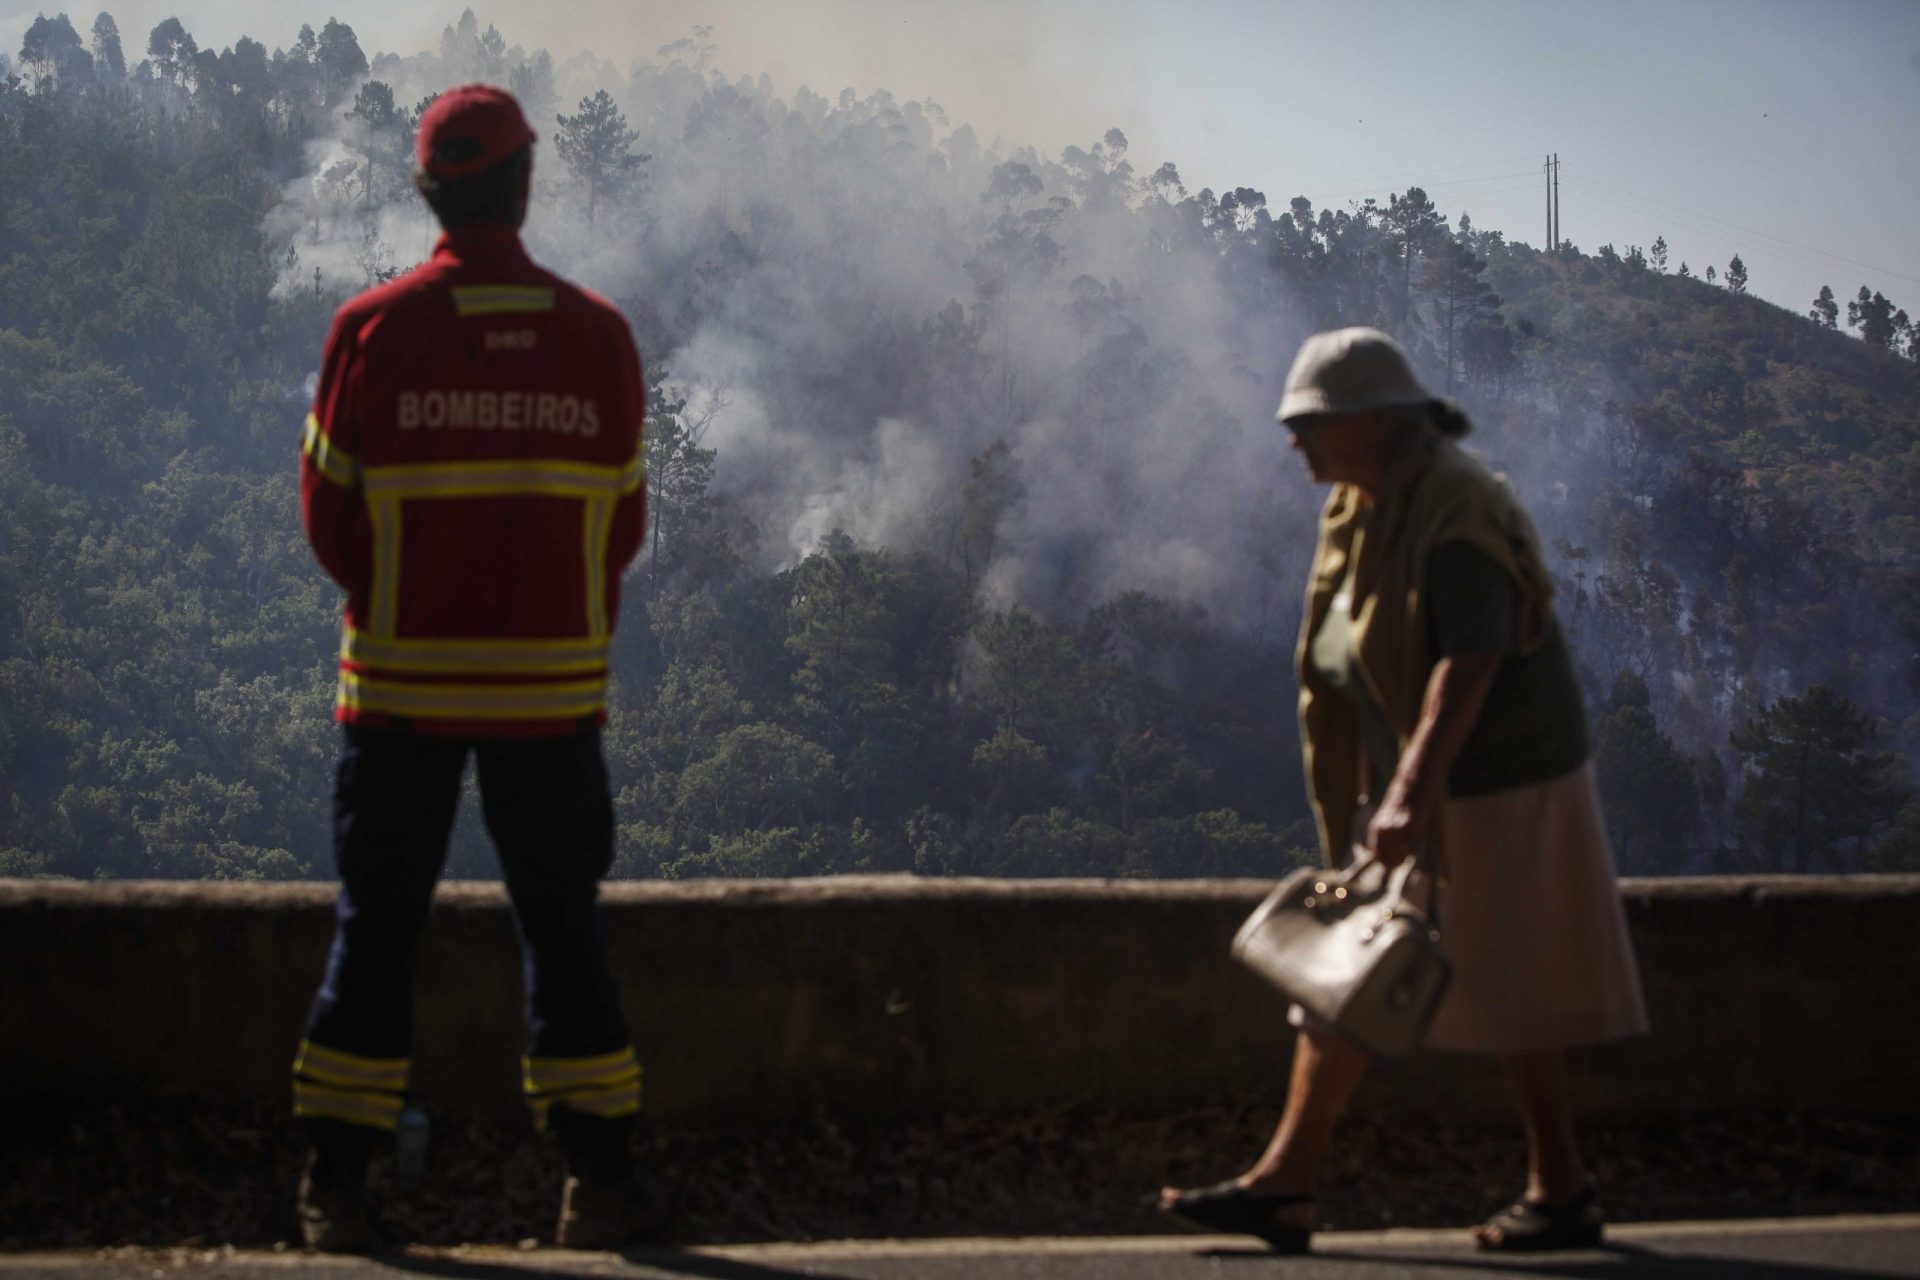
[1475,1184,1604,1252]
[1159,1180,1313,1253]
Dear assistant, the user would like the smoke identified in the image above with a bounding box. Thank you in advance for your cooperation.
[262,14,1323,638]
[260,10,1913,772]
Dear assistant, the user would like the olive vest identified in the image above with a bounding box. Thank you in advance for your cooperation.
[1296,428,1557,869]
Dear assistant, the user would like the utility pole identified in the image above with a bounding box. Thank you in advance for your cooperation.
[1545,154,1552,250]
[1553,152,1561,251]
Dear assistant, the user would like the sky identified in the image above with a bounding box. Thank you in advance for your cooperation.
[5,0,1919,317]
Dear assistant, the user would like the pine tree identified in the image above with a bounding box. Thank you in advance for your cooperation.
[1730,686,1911,872]
[1425,239,1502,393]
[1383,186,1444,328]
[1725,255,1748,294]
[1649,235,1668,272]
[1705,264,1717,286]
[1810,285,1838,328]
[1847,286,1899,350]
[554,89,646,227]
[346,80,403,207]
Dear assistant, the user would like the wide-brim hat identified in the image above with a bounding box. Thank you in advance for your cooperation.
[1275,326,1437,423]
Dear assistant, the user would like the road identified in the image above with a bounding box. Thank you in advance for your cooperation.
[4,1214,1917,1279]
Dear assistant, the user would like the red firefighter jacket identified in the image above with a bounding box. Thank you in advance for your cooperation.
[300,225,646,736]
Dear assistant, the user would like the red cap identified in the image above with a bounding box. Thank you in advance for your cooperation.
[415,84,535,181]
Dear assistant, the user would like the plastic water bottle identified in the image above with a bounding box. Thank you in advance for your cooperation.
[393,1103,431,1191]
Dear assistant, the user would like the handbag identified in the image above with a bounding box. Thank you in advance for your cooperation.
[1231,851,1451,1058]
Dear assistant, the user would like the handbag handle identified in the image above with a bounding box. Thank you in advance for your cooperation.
[1344,847,1442,933]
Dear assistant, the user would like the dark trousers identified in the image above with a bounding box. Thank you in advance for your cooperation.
[304,724,629,1065]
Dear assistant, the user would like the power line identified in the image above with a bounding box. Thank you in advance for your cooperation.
[1560,176,1908,288]
[1446,181,1548,201]
[1295,169,1541,202]
[1562,178,1850,281]
[1564,168,1920,289]
[1279,155,1542,192]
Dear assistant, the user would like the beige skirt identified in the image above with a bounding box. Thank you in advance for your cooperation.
[1401,761,1649,1054]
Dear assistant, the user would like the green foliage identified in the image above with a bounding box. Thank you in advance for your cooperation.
[2,14,1913,886]
[1592,673,1697,873]
[1729,686,1912,873]
[553,88,644,226]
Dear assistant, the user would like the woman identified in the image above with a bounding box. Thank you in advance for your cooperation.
[1161,327,1648,1253]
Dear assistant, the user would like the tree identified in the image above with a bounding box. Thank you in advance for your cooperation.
[1725,254,1748,295]
[20,14,90,87]
[1383,186,1445,326]
[1729,686,1911,873]
[952,439,1025,590]
[642,385,723,587]
[1705,264,1717,286]
[554,89,644,226]
[1649,235,1668,272]
[1847,286,1899,351]
[1810,285,1838,328]
[507,49,554,123]
[980,159,1043,212]
[1424,239,1502,394]
[1677,262,1693,279]
[146,17,197,88]
[345,80,404,206]
[90,12,124,78]
[670,723,834,837]
[1591,673,1696,873]
[314,18,366,108]
[216,36,273,99]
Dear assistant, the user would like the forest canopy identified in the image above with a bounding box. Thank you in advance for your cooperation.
[2,9,1917,882]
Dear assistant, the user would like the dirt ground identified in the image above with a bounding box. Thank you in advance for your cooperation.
[3,1099,1915,1249]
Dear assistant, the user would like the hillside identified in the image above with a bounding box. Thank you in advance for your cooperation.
[1,9,1916,882]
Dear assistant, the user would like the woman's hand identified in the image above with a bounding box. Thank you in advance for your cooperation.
[1366,776,1430,868]
[1368,651,1504,866]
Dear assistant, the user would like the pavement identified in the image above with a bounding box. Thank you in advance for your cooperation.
[4,1214,1918,1279]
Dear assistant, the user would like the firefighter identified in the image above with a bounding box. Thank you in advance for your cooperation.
[291,84,664,1252]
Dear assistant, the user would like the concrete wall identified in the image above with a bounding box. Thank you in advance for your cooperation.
[3,875,1916,1123]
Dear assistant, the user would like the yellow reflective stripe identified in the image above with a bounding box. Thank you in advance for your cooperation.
[553,1081,642,1118]
[293,1081,403,1131]
[524,1048,640,1091]
[451,285,556,316]
[341,627,610,675]
[294,1039,409,1091]
[362,459,629,500]
[618,453,646,495]
[584,496,613,640]
[338,672,606,720]
[301,413,360,487]
[367,495,402,639]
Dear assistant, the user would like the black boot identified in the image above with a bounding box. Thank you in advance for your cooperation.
[294,1120,379,1253]
[550,1109,672,1249]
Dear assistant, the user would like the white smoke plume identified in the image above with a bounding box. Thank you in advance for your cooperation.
[262,11,1325,640]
